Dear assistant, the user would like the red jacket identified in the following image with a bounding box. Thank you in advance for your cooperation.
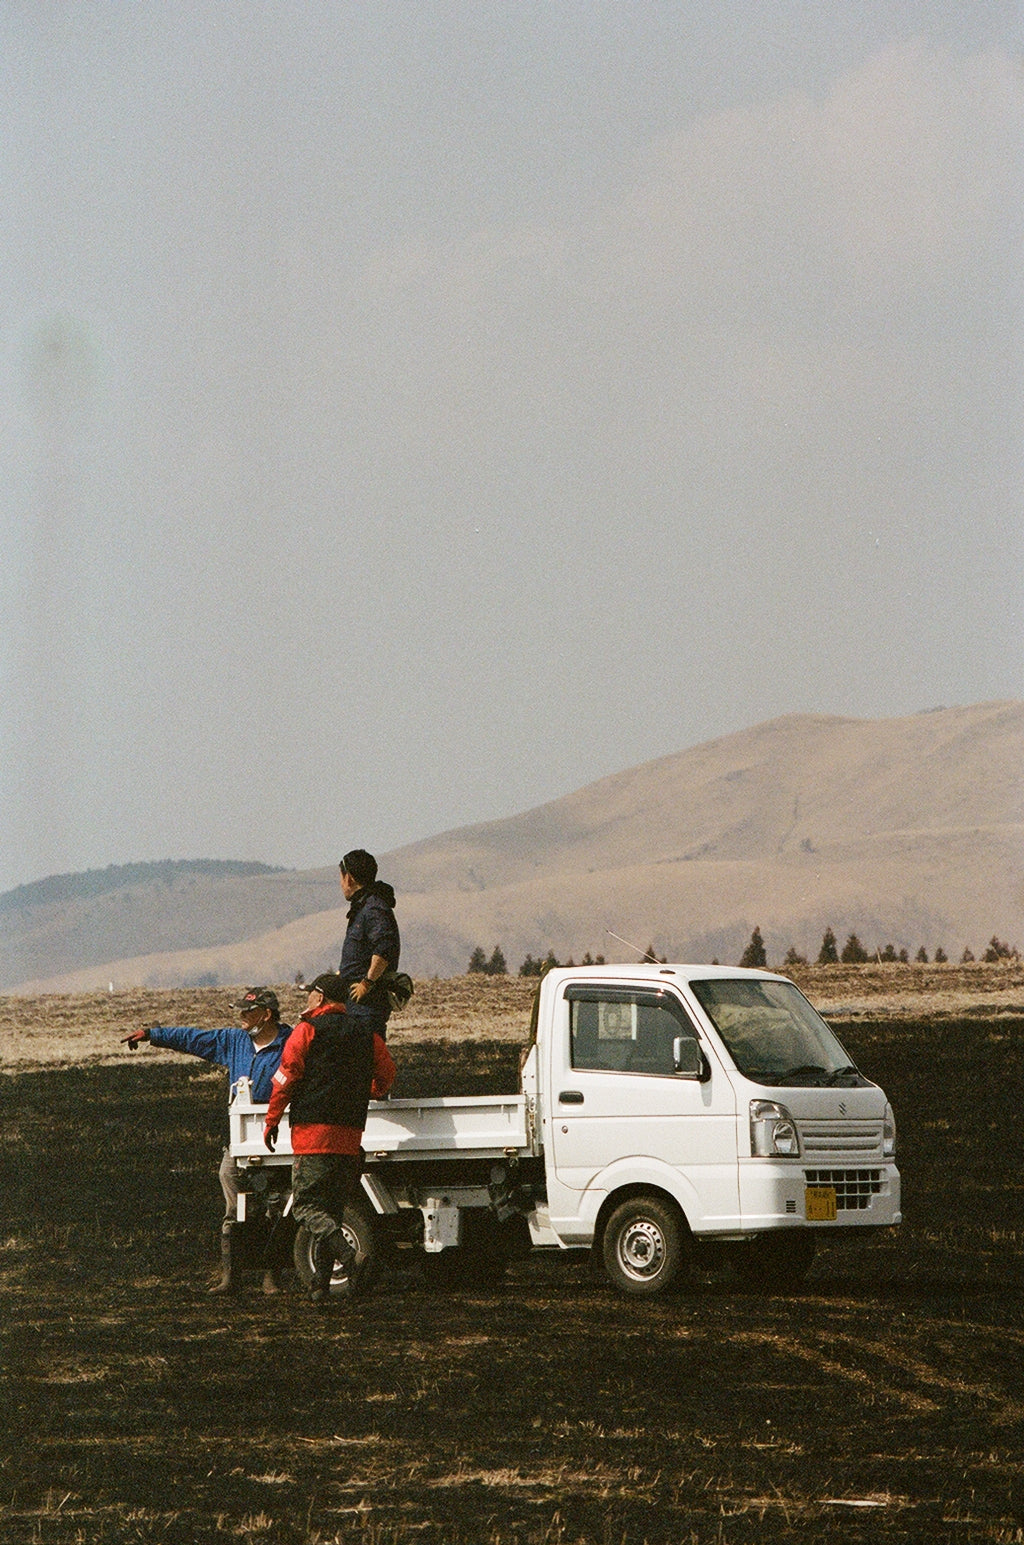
[264,1000,396,1154]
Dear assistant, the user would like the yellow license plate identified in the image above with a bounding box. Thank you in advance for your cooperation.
[805,1186,837,1222]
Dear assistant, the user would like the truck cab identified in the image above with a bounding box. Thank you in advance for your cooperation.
[524,964,899,1291]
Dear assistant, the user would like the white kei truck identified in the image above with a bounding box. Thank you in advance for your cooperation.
[229,964,900,1297]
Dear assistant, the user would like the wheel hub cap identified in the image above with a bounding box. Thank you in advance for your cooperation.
[619,1220,665,1279]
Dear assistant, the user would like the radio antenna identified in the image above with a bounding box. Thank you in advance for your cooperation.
[605,929,660,963]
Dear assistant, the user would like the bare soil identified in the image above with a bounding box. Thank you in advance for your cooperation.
[3,968,1024,1542]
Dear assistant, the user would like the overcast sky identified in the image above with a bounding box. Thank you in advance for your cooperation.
[2,2,1021,894]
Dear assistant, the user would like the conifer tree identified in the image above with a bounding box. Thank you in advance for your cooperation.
[817,927,839,965]
[739,927,768,969]
[982,936,1018,962]
[467,946,488,973]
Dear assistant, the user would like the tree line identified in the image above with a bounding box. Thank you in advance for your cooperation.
[468,946,611,978]
[743,925,1020,968]
[467,930,1020,977]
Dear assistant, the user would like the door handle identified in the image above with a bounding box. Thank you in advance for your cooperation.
[558,1090,584,1105]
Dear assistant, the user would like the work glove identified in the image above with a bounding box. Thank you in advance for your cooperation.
[121,1029,150,1049]
[264,1124,279,1153]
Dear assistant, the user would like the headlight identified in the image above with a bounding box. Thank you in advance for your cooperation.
[749,1099,800,1157]
[882,1102,896,1158]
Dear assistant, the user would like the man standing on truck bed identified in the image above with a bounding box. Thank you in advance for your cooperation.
[338,848,400,1040]
[122,987,290,1295]
[264,971,396,1307]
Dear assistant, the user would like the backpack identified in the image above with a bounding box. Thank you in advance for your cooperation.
[382,969,415,1012]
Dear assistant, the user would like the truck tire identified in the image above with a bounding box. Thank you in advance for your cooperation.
[601,1195,685,1297]
[292,1200,378,1298]
[733,1230,816,1292]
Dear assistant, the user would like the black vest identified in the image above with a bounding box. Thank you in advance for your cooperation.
[289,1010,375,1131]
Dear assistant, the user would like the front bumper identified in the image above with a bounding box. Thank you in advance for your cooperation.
[737,1159,901,1230]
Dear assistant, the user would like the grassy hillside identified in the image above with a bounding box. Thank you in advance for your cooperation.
[0,858,283,913]
[385,700,1024,887]
[5,702,1021,991]
[0,862,339,992]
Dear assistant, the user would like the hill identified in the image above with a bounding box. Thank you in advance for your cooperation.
[0,859,338,992]
[0,858,284,915]
[4,701,1022,992]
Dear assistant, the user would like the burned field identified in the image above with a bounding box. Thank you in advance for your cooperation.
[3,988,1024,1542]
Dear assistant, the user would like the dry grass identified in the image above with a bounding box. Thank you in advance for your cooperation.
[2,962,1023,1073]
[786,960,1024,1021]
[0,975,538,1072]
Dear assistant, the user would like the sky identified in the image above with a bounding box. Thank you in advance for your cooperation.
[2,1,1021,895]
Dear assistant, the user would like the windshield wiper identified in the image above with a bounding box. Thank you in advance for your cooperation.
[827,1064,861,1085]
[773,1064,830,1086]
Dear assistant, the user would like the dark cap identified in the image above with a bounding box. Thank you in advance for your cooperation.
[305,972,347,1003]
[233,986,280,1017]
[340,849,377,886]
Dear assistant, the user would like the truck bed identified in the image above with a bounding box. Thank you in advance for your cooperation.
[230,1090,534,1165]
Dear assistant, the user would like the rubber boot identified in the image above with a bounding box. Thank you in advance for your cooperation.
[326,1229,365,1296]
[310,1236,335,1306]
[208,1227,235,1295]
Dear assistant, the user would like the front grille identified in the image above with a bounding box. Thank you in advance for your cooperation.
[804,1168,884,1210]
[799,1121,883,1157]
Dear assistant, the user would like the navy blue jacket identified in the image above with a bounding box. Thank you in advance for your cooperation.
[338,881,400,1017]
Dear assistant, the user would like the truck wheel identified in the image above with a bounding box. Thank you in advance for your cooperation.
[292,1200,378,1297]
[733,1231,816,1292]
[602,1195,685,1297]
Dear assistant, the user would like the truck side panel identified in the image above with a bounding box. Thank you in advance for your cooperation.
[231,1090,533,1163]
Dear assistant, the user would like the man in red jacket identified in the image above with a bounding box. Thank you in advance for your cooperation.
[263,972,395,1306]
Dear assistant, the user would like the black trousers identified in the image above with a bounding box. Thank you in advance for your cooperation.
[291,1152,362,1241]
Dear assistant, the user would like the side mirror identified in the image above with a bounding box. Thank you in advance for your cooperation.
[673,1036,710,1081]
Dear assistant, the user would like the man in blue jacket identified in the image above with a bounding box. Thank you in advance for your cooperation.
[338,849,401,1041]
[123,986,290,1294]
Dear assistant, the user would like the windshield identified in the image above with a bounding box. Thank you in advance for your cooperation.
[688,978,864,1087]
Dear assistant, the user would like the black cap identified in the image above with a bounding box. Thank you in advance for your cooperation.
[233,986,280,1016]
[305,972,347,1003]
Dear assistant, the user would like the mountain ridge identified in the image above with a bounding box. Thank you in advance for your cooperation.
[4,701,1021,992]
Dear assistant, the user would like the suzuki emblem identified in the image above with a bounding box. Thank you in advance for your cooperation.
[839,1100,848,1115]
